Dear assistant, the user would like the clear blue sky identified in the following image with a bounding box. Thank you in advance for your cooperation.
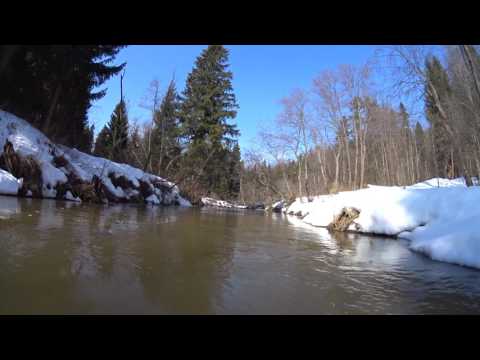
[88,45,379,150]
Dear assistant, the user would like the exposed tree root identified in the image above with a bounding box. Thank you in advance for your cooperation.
[0,140,43,197]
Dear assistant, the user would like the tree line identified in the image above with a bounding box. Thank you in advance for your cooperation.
[91,45,242,203]
[239,45,480,205]
[0,45,242,203]
[3,45,479,206]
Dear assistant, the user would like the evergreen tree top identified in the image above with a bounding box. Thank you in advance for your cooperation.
[425,56,451,94]
[108,100,128,129]
[425,55,452,123]
[399,102,409,128]
[180,45,240,145]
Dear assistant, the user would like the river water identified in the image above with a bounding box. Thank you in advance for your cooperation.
[1,195,480,314]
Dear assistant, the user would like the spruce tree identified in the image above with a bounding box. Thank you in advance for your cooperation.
[227,143,241,198]
[79,124,95,154]
[106,100,129,163]
[179,45,240,199]
[415,122,425,154]
[152,79,182,177]
[93,126,111,158]
[93,101,129,163]
[0,45,125,148]
[414,121,426,179]
[399,103,409,132]
[127,125,142,167]
[425,56,454,178]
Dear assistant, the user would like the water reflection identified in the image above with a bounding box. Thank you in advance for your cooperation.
[2,196,480,314]
[0,196,20,218]
[285,214,408,268]
[284,213,480,314]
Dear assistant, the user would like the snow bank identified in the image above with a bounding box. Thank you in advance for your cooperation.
[145,194,160,205]
[0,110,190,207]
[271,200,286,212]
[0,168,22,195]
[286,178,480,269]
[405,177,467,189]
[201,197,248,209]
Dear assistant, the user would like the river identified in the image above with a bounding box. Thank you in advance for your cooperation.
[1,195,480,314]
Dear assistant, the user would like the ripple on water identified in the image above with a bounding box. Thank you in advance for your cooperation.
[2,199,480,314]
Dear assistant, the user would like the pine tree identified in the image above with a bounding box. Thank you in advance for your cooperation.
[459,45,480,107]
[93,126,111,158]
[106,100,129,163]
[179,45,240,199]
[414,121,426,180]
[152,79,182,177]
[227,143,241,198]
[0,45,125,149]
[399,103,410,133]
[425,56,455,178]
[415,122,425,155]
[93,101,129,163]
[127,125,142,167]
[79,124,95,154]
[399,103,413,182]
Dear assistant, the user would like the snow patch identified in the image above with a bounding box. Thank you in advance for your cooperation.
[65,191,81,202]
[286,178,480,269]
[145,194,160,205]
[0,109,190,206]
[201,197,247,209]
[0,169,22,195]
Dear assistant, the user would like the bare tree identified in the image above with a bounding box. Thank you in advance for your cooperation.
[381,45,472,185]
[139,79,162,172]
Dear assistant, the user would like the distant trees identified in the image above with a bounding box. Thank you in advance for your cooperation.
[1,44,244,202]
[152,79,182,178]
[94,100,129,163]
[425,56,455,178]
[127,78,183,178]
[256,89,312,199]
[239,45,480,205]
[10,45,480,205]
[93,126,111,159]
[310,63,373,192]
[382,45,480,185]
[92,45,242,203]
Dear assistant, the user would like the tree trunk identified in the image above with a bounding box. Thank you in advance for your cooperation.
[334,148,341,191]
[459,45,480,108]
[42,83,63,137]
[297,157,302,198]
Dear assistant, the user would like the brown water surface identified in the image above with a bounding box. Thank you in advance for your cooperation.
[1,196,479,314]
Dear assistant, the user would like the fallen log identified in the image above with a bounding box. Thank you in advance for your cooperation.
[327,207,360,232]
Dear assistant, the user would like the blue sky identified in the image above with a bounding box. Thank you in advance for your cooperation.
[87,45,380,150]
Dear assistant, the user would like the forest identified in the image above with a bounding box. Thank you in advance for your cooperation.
[1,45,480,205]
[240,45,480,204]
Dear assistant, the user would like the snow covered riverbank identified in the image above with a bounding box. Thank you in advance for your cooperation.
[201,197,248,209]
[0,110,190,207]
[285,178,480,269]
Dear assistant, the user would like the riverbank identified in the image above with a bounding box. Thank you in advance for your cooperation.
[0,110,190,207]
[284,178,480,269]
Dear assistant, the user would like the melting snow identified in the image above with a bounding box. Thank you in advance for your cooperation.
[0,168,22,195]
[286,178,480,269]
[0,110,191,206]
